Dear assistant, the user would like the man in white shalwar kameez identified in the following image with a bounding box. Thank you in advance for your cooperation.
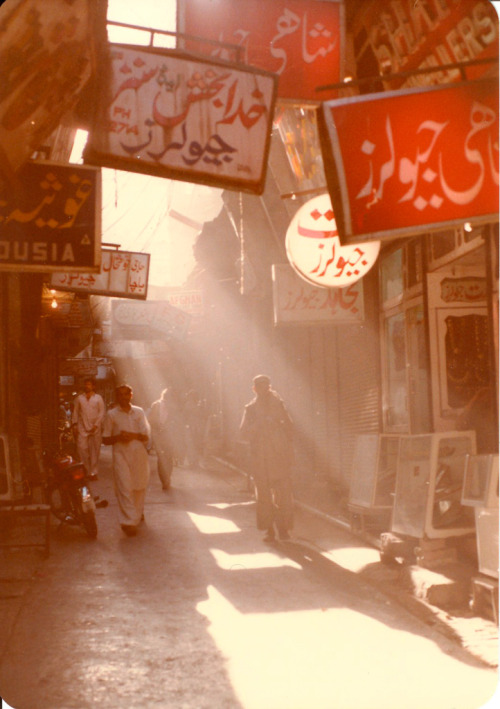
[102,385,151,536]
[72,377,105,479]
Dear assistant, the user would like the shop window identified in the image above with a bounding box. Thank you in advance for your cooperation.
[380,249,403,304]
[384,311,409,429]
[463,223,486,244]
[427,225,487,270]
[444,313,490,408]
[404,239,423,293]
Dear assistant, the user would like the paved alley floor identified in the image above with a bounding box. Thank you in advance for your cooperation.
[1,448,498,709]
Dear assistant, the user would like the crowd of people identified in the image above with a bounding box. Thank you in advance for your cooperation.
[64,375,295,541]
[66,379,213,536]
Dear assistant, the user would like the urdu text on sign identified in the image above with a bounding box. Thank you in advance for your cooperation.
[0,161,101,272]
[319,78,499,244]
[84,44,277,194]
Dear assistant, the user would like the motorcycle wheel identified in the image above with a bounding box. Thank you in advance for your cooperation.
[82,510,98,539]
[49,486,68,523]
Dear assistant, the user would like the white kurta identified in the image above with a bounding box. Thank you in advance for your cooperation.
[103,405,151,526]
[72,392,106,476]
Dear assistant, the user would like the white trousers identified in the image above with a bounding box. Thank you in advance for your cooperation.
[112,443,150,526]
[77,432,102,477]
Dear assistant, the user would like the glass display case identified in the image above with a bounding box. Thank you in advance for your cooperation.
[475,507,499,578]
[392,432,476,539]
[461,454,499,508]
[349,434,400,509]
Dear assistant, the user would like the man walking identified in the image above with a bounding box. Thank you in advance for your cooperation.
[72,377,105,480]
[148,387,182,490]
[240,375,294,542]
[102,384,151,536]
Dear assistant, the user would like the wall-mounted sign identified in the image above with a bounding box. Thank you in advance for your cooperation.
[84,44,277,195]
[178,0,343,102]
[111,300,191,342]
[319,78,499,244]
[351,0,498,91]
[285,194,380,287]
[0,0,103,182]
[272,264,364,325]
[50,249,150,300]
[0,161,101,272]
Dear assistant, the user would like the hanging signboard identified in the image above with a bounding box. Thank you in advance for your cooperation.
[285,194,380,287]
[111,300,192,342]
[319,78,499,245]
[272,264,364,325]
[84,44,277,195]
[50,249,150,300]
[0,0,103,183]
[351,0,498,91]
[0,161,101,272]
[178,0,343,102]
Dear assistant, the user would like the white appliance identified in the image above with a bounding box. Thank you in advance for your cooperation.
[349,434,400,510]
[461,454,499,508]
[475,507,499,578]
[392,431,476,539]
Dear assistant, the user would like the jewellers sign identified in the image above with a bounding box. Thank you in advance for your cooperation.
[319,78,499,244]
[50,249,150,300]
[351,0,498,90]
[0,161,101,272]
[178,0,343,102]
[272,264,364,325]
[84,44,277,195]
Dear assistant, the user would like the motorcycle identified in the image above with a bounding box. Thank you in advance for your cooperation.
[44,449,107,539]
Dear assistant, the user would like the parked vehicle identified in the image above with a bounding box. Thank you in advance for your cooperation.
[44,449,107,539]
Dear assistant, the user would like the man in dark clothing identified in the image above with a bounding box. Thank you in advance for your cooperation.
[240,375,294,542]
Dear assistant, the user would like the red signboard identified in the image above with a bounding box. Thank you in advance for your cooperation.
[178,0,343,102]
[84,44,277,195]
[319,78,499,244]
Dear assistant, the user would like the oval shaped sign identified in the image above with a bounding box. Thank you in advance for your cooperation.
[286,194,381,288]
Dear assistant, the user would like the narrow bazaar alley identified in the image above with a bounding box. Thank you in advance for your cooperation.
[0,449,497,709]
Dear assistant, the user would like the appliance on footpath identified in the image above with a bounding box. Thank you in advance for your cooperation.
[461,453,499,622]
[348,434,400,536]
[380,431,477,566]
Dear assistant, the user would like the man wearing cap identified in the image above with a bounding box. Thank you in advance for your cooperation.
[240,375,294,541]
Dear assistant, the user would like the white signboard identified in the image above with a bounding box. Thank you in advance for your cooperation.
[50,249,150,299]
[112,300,191,341]
[272,264,365,325]
[285,194,380,288]
[84,44,277,194]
